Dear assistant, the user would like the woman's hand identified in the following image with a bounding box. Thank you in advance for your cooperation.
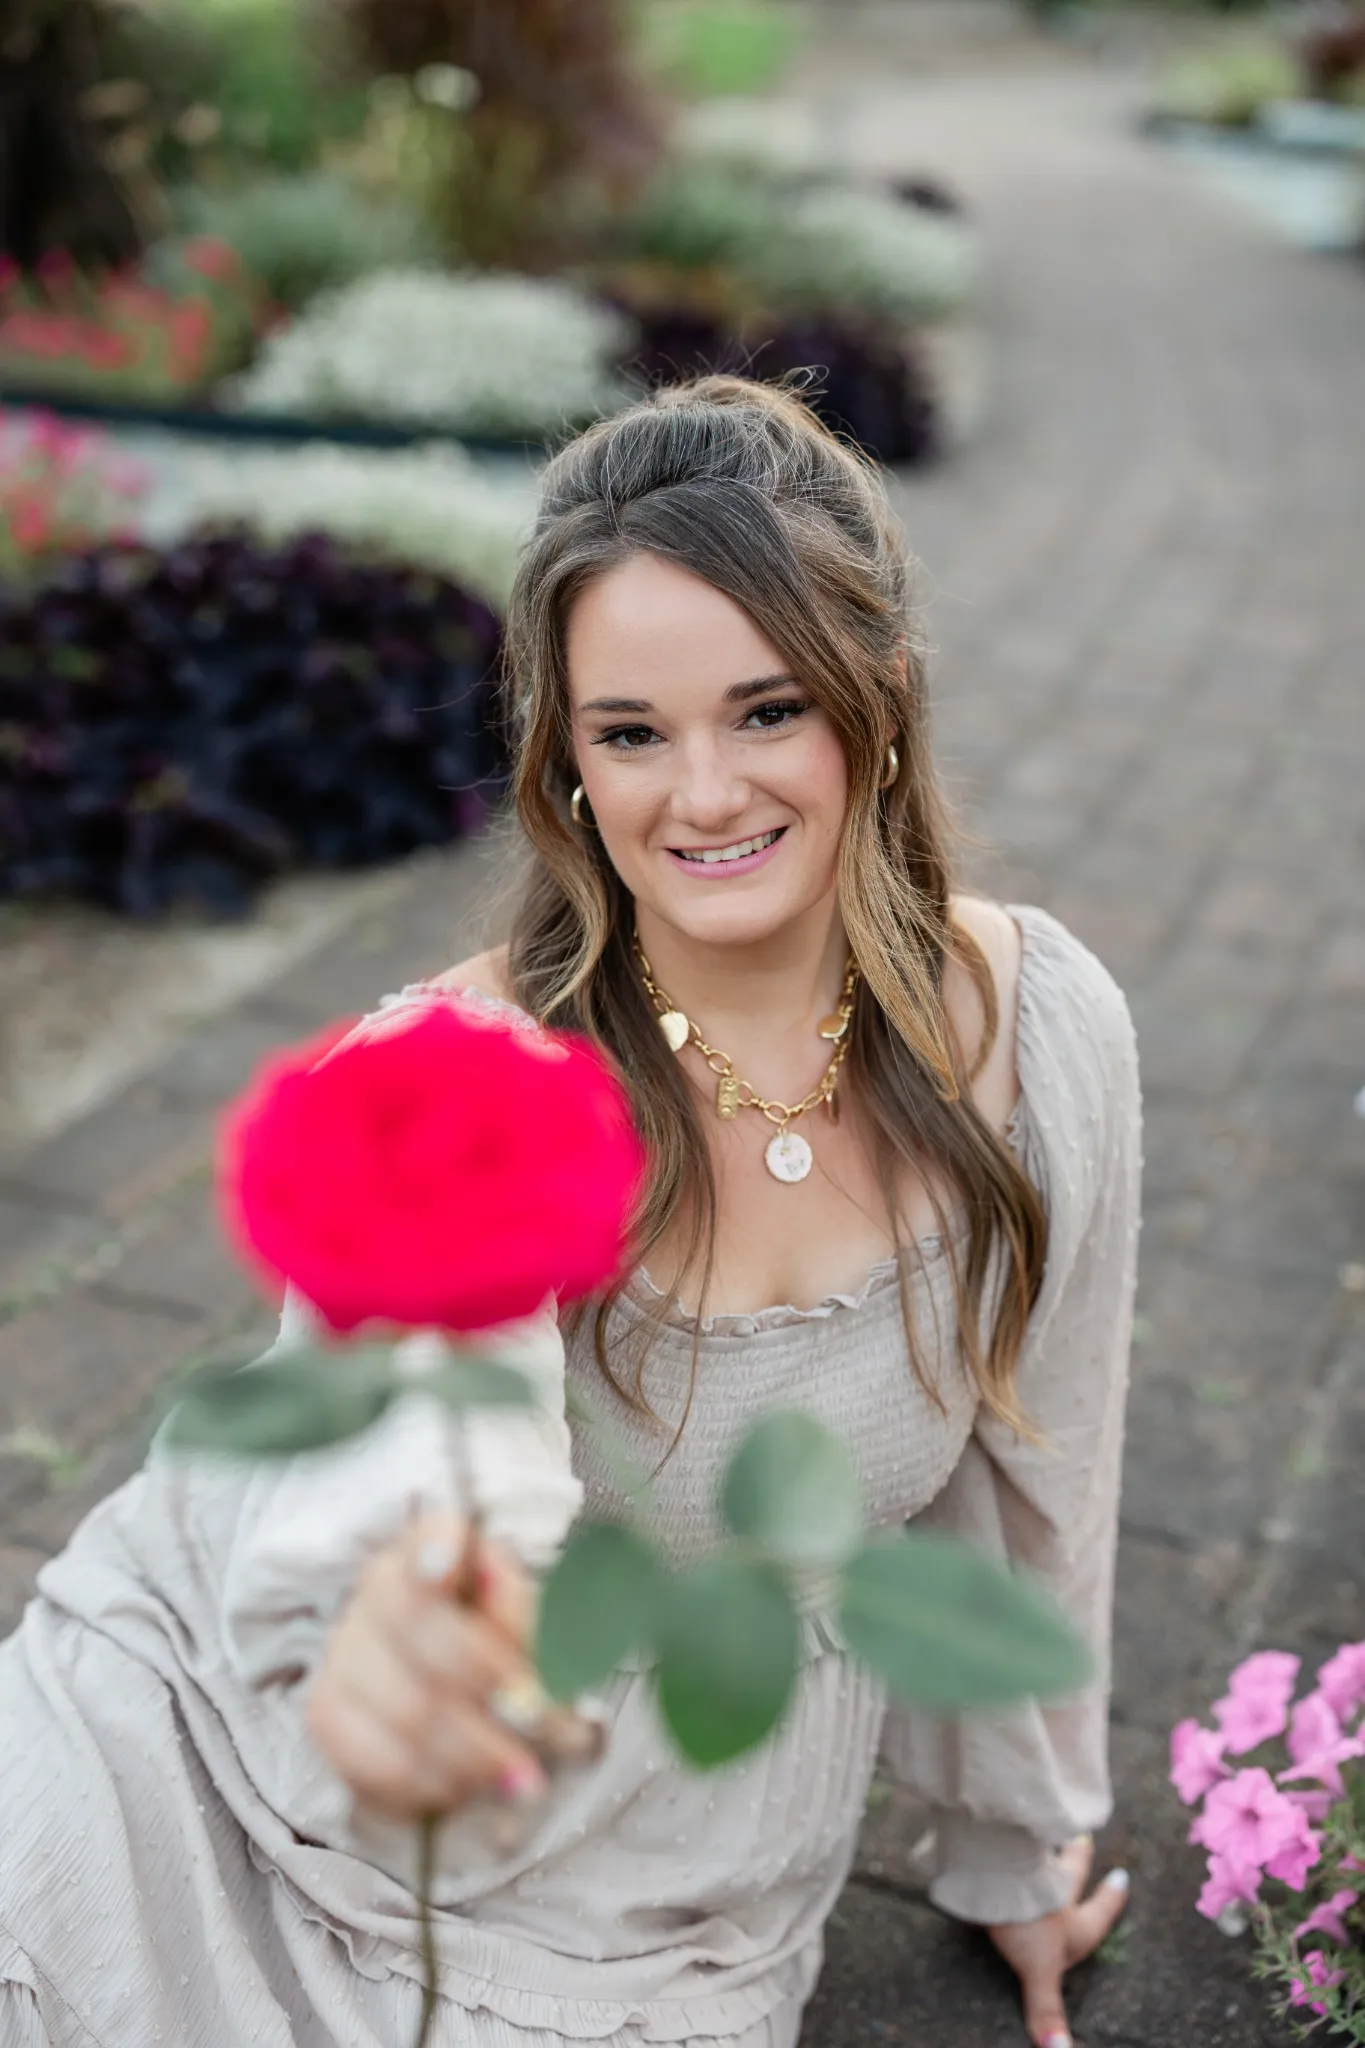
[306,1514,549,1821]
[986,1835,1130,2048]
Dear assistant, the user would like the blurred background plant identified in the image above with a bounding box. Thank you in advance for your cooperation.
[168,171,439,313]
[165,439,534,609]
[635,0,801,99]
[229,268,634,437]
[0,405,147,585]
[0,529,506,916]
[1150,5,1365,128]
[0,237,265,401]
[336,0,663,270]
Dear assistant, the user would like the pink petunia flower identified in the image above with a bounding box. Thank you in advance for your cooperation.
[1263,1819,1323,1891]
[1228,1651,1301,1697]
[1210,1651,1301,1754]
[1293,1889,1357,1947]
[1289,1950,1345,2017]
[1190,1768,1321,1880]
[1282,1786,1335,1822]
[1196,1853,1261,1921]
[1170,1719,1231,1805]
[1212,1687,1291,1754]
[1316,1642,1365,1721]
[1278,1688,1365,1801]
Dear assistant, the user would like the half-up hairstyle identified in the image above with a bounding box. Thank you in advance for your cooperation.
[501,375,1046,1435]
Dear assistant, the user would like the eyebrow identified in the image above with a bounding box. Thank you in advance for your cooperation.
[578,673,800,715]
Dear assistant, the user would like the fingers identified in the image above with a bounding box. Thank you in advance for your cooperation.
[308,1669,544,1821]
[1063,1866,1130,1968]
[404,1516,535,1649]
[306,1516,547,1822]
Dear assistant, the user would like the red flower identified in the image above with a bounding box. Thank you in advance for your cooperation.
[181,236,240,283]
[219,996,644,1336]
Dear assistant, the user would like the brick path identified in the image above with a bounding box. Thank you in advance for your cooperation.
[1,34,1362,2048]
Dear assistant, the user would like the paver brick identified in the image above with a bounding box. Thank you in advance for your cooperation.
[0,1287,221,1465]
[1,1083,212,1221]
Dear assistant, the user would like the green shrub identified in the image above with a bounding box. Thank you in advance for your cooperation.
[170,173,439,311]
[612,163,978,325]
[1156,38,1302,127]
[116,0,368,176]
[637,0,801,97]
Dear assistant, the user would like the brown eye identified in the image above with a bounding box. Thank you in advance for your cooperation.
[745,700,808,730]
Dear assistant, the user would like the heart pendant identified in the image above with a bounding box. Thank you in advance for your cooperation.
[658,1010,690,1053]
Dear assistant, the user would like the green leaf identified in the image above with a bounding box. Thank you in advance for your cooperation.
[720,1410,864,1569]
[839,1531,1092,1712]
[162,1352,395,1458]
[535,1521,664,1702]
[656,1558,799,1767]
[422,1355,536,1410]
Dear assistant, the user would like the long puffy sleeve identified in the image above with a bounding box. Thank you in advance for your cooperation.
[881,909,1141,1926]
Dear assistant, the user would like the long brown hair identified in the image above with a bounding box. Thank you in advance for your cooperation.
[501,375,1046,1434]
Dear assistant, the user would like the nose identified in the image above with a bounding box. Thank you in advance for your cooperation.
[667,734,751,834]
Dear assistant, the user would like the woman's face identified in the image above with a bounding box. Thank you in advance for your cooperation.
[566,553,849,951]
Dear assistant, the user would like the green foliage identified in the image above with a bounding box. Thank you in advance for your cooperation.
[657,1558,801,1765]
[162,1346,399,1455]
[114,0,369,176]
[170,173,438,311]
[637,0,801,98]
[839,1530,1092,1709]
[161,1342,534,1456]
[721,1410,863,1569]
[339,0,661,269]
[1155,38,1301,128]
[536,1522,664,1700]
[611,161,978,326]
[164,1367,1089,1774]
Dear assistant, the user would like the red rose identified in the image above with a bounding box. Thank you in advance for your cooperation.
[219,995,644,1335]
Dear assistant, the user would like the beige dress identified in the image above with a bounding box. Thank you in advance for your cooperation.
[0,905,1140,2047]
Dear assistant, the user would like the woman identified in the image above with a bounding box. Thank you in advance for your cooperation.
[0,377,1138,2048]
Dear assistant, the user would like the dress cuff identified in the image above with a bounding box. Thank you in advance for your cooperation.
[927,1813,1076,1926]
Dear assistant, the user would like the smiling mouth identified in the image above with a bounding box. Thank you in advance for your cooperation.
[670,828,785,865]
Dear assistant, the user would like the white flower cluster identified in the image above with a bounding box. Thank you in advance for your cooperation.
[752,186,979,326]
[231,269,635,438]
[166,439,537,608]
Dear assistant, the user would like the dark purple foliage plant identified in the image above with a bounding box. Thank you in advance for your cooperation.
[622,309,939,468]
[0,529,505,916]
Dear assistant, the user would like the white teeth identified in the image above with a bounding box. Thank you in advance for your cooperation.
[677,830,780,865]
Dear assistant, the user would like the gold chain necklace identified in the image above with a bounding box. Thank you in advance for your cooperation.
[633,936,859,1184]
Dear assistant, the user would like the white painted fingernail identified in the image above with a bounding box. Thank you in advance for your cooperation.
[1105,1867,1130,1892]
[413,1538,456,1583]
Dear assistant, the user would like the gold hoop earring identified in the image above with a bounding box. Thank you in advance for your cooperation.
[879,744,900,792]
[570,784,595,830]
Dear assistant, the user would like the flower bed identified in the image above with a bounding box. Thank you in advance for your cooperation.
[159,439,535,611]
[0,531,505,916]
[1173,1643,1365,2039]
[228,268,634,440]
[0,408,148,587]
[0,240,265,405]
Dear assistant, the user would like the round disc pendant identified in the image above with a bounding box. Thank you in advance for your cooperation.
[658,1010,690,1053]
[765,1129,813,1183]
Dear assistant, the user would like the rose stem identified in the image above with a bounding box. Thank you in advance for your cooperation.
[412,1415,482,2048]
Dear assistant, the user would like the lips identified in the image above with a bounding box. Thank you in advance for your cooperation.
[671,827,784,865]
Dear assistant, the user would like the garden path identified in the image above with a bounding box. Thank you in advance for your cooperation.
[1,21,1362,2048]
